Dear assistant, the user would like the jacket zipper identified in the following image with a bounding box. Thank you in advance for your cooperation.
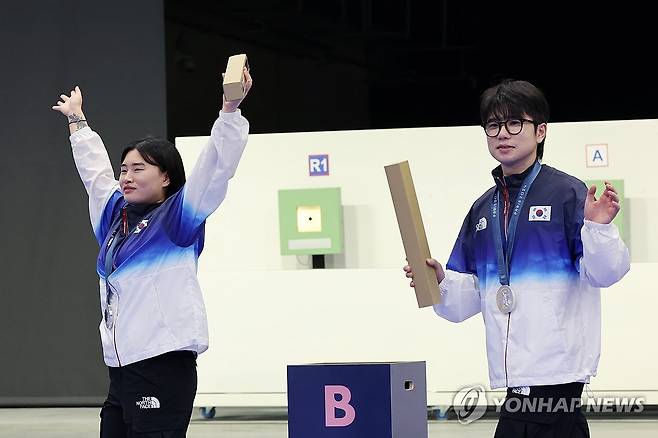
[105,208,127,368]
[105,205,151,367]
[113,321,121,367]
[106,280,122,367]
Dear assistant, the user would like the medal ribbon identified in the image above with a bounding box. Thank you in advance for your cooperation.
[491,161,542,286]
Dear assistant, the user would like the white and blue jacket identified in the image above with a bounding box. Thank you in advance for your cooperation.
[70,110,249,367]
[434,163,630,389]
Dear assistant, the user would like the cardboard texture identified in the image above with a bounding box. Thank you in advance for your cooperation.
[222,54,249,101]
[385,161,440,308]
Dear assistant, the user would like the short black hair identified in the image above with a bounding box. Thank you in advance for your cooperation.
[480,79,550,160]
[120,137,186,199]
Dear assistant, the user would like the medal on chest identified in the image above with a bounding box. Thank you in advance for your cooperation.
[491,161,542,314]
[496,285,516,314]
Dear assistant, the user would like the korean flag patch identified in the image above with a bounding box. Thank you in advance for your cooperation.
[529,206,551,221]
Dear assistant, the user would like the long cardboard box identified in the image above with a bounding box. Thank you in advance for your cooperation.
[385,160,440,308]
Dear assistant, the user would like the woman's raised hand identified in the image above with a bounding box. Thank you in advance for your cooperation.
[52,86,83,117]
[222,68,253,113]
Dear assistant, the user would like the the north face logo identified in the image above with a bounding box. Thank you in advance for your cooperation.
[476,217,487,231]
[136,396,161,409]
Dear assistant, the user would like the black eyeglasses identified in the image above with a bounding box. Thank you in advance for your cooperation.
[482,118,537,137]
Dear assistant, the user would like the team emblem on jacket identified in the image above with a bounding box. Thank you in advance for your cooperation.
[476,217,487,231]
[134,219,149,234]
[529,206,551,221]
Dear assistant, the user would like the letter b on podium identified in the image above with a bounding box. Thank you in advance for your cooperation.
[325,385,356,427]
[287,362,428,438]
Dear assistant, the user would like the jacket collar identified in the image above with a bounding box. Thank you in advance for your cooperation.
[492,160,540,190]
[122,201,162,231]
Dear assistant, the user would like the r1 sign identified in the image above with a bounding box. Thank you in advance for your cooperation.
[309,154,329,176]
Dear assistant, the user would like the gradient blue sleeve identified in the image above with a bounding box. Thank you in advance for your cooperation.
[164,111,248,247]
[161,189,205,247]
[96,191,123,244]
[565,183,587,271]
[446,210,477,275]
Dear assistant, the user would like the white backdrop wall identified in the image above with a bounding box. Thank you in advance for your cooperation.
[177,118,658,407]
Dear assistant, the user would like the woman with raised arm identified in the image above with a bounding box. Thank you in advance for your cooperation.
[52,66,252,438]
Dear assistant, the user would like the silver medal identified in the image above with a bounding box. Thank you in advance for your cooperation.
[496,285,516,314]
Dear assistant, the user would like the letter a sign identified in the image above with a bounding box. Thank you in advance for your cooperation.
[586,144,609,167]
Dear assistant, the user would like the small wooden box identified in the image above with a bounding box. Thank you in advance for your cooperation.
[222,54,249,101]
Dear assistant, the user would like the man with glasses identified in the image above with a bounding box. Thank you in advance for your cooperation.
[403,79,630,436]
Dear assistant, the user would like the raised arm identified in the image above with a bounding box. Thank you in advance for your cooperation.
[166,68,253,245]
[52,86,121,243]
[52,86,89,134]
[580,182,630,287]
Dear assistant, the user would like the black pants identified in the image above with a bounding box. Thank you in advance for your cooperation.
[100,351,197,438]
[494,382,590,438]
